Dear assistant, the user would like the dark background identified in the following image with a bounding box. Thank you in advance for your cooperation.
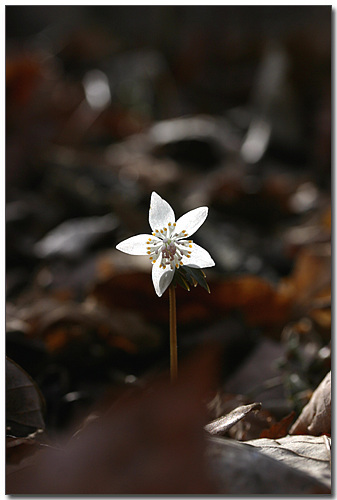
[6,6,331,435]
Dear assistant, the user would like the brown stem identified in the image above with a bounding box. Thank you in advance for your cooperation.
[169,284,178,382]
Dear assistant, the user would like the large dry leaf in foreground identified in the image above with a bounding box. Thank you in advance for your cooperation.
[207,435,330,494]
[6,350,219,494]
[289,371,331,436]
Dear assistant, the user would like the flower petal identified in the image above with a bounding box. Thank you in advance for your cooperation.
[116,234,155,255]
[181,242,215,268]
[152,259,174,297]
[149,192,175,232]
[174,207,208,237]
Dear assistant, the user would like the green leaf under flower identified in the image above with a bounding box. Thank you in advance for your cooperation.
[173,266,211,293]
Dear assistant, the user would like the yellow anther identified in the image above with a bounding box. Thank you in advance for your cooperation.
[147,251,151,254]
[152,232,156,236]
[187,255,191,258]
[189,240,192,243]
[189,245,192,248]
[164,228,167,231]
[173,223,176,226]
[153,260,156,263]
[163,265,166,269]
[168,222,171,226]
[175,263,179,268]
[160,230,163,234]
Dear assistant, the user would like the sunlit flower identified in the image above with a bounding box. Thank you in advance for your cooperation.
[116,192,215,297]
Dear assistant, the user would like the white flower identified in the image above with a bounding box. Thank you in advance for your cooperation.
[116,192,215,297]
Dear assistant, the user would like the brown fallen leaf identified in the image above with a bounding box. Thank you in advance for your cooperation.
[289,371,331,436]
[280,244,331,319]
[260,411,296,439]
[205,402,262,436]
[8,294,159,355]
[213,275,291,328]
[6,348,220,494]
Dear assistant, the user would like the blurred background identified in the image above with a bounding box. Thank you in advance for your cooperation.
[6,6,331,437]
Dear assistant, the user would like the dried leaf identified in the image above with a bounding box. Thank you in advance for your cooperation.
[213,275,291,327]
[205,402,261,436]
[207,392,275,441]
[246,435,331,489]
[281,245,331,317]
[6,349,219,494]
[208,435,330,494]
[289,371,331,436]
[260,411,296,439]
[6,357,45,436]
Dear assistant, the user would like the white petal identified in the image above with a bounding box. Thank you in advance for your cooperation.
[149,192,175,232]
[181,242,215,268]
[116,234,154,255]
[151,259,174,297]
[174,207,208,237]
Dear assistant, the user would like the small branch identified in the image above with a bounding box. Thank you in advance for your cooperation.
[169,284,178,382]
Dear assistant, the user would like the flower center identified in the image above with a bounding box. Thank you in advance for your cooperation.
[146,223,193,269]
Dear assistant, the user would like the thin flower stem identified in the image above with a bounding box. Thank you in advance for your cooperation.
[169,284,178,382]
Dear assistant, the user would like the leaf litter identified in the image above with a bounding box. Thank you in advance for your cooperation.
[6,6,331,495]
